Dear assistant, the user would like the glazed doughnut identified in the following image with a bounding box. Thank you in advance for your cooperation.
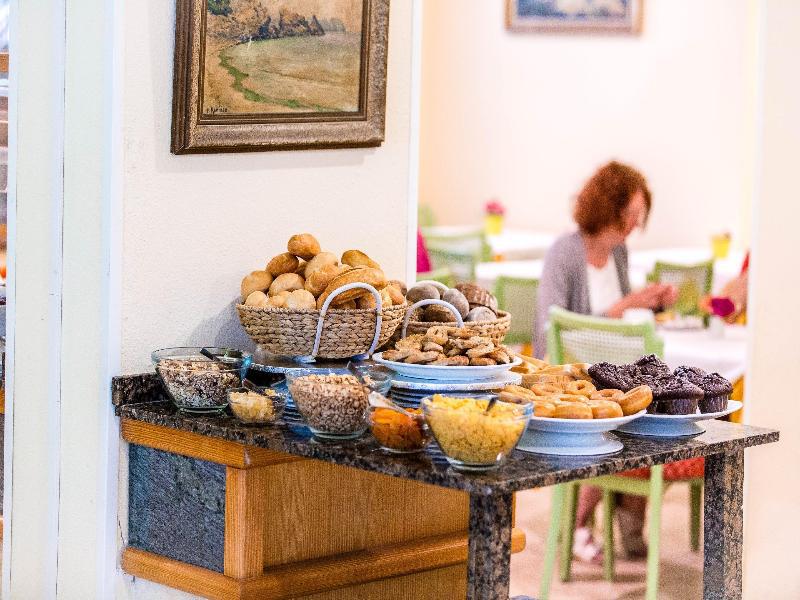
[532,400,556,418]
[565,380,596,396]
[530,383,563,397]
[588,400,624,419]
[522,373,573,387]
[618,385,653,416]
[501,385,538,403]
[590,389,624,402]
[554,402,593,419]
[553,393,591,404]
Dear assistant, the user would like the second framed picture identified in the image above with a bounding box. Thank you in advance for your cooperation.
[172,0,390,154]
[507,0,643,34]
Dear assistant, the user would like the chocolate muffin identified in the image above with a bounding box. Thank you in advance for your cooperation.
[674,365,708,382]
[588,362,638,392]
[698,373,733,413]
[647,376,704,415]
[633,354,672,378]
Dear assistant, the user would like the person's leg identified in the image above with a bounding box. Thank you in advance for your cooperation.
[617,493,648,558]
[576,485,603,526]
[573,486,603,563]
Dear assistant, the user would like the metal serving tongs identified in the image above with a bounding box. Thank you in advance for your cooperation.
[368,391,416,419]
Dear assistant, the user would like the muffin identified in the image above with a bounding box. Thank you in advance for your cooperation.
[633,354,672,378]
[674,365,708,381]
[589,362,638,392]
[648,376,704,415]
[697,373,733,413]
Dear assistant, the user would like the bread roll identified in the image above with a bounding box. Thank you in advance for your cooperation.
[244,291,270,308]
[285,289,316,310]
[295,260,307,277]
[269,273,305,296]
[316,267,387,308]
[388,280,408,296]
[341,249,381,270]
[424,305,459,323]
[266,253,300,277]
[442,288,470,318]
[304,263,340,297]
[466,306,497,322]
[268,294,288,308]
[384,283,406,306]
[241,271,273,300]
[331,299,358,310]
[287,234,321,260]
[406,284,440,304]
[356,287,394,310]
[305,252,339,278]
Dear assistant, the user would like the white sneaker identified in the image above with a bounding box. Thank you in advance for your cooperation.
[572,526,603,563]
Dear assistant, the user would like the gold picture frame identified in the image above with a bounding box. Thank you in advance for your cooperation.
[171,0,390,154]
[506,0,643,34]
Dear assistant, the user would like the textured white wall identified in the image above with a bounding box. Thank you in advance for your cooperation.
[120,0,416,374]
[420,0,754,251]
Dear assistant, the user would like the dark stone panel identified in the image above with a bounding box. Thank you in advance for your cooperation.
[128,444,226,572]
[112,373,167,407]
[467,492,514,600]
[0,415,4,511]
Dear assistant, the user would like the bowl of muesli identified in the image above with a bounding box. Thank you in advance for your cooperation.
[152,347,252,414]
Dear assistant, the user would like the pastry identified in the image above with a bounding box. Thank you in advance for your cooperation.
[356,287,394,309]
[295,260,307,277]
[487,348,511,364]
[501,385,539,403]
[442,288,470,318]
[465,306,497,322]
[696,373,732,413]
[241,270,274,299]
[466,343,495,359]
[565,380,596,396]
[530,383,562,397]
[304,252,339,278]
[618,385,653,415]
[430,355,469,366]
[268,291,291,308]
[425,326,453,346]
[244,291,270,308]
[532,400,556,418]
[388,280,408,296]
[384,284,406,306]
[590,389,624,402]
[469,357,498,366]
[269,273,305,296]
[304,263,341,297]
[285,289,316,310]
[341,249,381,270]
[633,354,672,378]
[405,350,442,364]
[382,349,411,362]
[287,233,321,260]
[647,377,702,414]
[316,267,387,308]
[266,252,300,277]
[331,299,358,310]
[554,402,593,419]
[455,283,499,313]
[674,365,708,380]
[588,362,638,392]
[522,373,573,387]
[423,304,459,323]
[406,284,441,304]
[588,400,624,419]
[396,334,425,351]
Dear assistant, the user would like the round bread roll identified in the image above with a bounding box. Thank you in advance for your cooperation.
[356,287,394,310]
[244,291,270,308]
[384,283,406,306]
[465,306,497,322]
[332,299,358,310]
[266,253,300,277]
[269,273,305,296]
[423,305,459,323]
[304,263,341,297]
[442,288,470,318]
[287,234,321,260]
[341,249,381,270]
[285,289,316,310]
[268,294,288,308]
[295,260,307,277]
[388,280,408,296]
[304,252,339,278]
[406,284,440,304]
[316,267,387,308]
[241,270,273,300]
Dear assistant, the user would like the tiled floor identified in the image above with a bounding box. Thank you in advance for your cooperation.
[511,485,703,599]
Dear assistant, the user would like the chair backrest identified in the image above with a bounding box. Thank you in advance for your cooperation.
[418,204,437,228]
[547,306,664,365]
[652,260,714,315]
[422,229,490,283]
[494,276,538,345]
[417,267,456,288]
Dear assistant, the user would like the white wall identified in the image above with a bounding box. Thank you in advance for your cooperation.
[120,1,417,374]
[420,0,753,250]
[742,1,800,597]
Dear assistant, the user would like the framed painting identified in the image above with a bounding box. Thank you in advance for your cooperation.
[172,0,390,154]
[506,0,643,34]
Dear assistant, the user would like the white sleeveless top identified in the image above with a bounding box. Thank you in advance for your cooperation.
[587,259,622,316]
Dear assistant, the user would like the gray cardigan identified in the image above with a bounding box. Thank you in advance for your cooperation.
[533,231,630,358]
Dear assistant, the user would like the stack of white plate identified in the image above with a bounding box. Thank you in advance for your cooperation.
[389,371,522,406]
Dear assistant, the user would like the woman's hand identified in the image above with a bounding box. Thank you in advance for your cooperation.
[606,284,674,318]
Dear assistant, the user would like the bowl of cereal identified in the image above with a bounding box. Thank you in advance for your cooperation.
[152,347,252,414]
[422,394,532,471]
[228,386,286,424]
[285,370,370,440]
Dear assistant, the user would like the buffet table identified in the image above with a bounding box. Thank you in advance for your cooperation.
[114,374,777,600]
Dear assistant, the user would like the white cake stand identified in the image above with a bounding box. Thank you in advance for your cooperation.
[615,400,743,438]
[516,411,647,456]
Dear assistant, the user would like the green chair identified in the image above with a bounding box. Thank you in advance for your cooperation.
[494,276,539,347]
[416,267,456,288]
[651,260,714,316]
[539,307,701,600]
[418,204,437,228]
[421,228,491,283]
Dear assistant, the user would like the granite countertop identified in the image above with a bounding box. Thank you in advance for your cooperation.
[114,374,778,496]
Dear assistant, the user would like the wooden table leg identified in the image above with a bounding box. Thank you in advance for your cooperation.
[467,492,513,600]
[703,450,744,600]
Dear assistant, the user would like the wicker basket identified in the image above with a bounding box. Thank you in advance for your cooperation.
[237,302,407,359]
[403,310,511,344]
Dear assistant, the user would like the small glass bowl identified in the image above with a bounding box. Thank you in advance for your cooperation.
[151,347,252,414]
[285,369,370,440]
[368,405,432,453]
[422,395,533,471]
[349,363,393,394]
[228,386,286,425]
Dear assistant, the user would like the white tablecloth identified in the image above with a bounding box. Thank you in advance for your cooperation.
[661,325,748,383]
[422,226,556,261]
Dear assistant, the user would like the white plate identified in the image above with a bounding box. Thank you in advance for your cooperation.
[373,353,523,382]
[390,371,522,391]
[616,400,742,438]
[516,410,647,456]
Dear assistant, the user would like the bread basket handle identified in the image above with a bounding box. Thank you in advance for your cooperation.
[307,283,383,360]
[402,299,465,337]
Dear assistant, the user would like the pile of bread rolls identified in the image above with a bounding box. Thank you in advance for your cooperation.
[406,282,500,323]
[240,234,406,311]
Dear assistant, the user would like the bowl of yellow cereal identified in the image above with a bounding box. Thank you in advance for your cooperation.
[227,386,286,425]
[421,394,532,471]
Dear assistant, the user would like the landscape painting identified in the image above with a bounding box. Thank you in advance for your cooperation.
[171,0,389,153]
[203,0,365,115]
[506,0,643,33]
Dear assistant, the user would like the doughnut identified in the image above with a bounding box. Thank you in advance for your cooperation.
[618,385,653,416]
[498,391,534,406]
[530,383,563,397]
[588,400,624,419]
[532,400,556,418]
[522,373,573,387]
[565,380,596,396]
[500,385,538,403]
[590,389,624,402]
[554,402,593,419]
[553,393,590,404]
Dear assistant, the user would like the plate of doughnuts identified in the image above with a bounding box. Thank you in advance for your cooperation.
[615,400,743,438]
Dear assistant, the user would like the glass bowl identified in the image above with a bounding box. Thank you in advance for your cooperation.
[348,363,393,394]
[228,386,286,425]
[422,394,533,471]
[368,405,432,453]
[151,347,252,414]
[285,369,370,440]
